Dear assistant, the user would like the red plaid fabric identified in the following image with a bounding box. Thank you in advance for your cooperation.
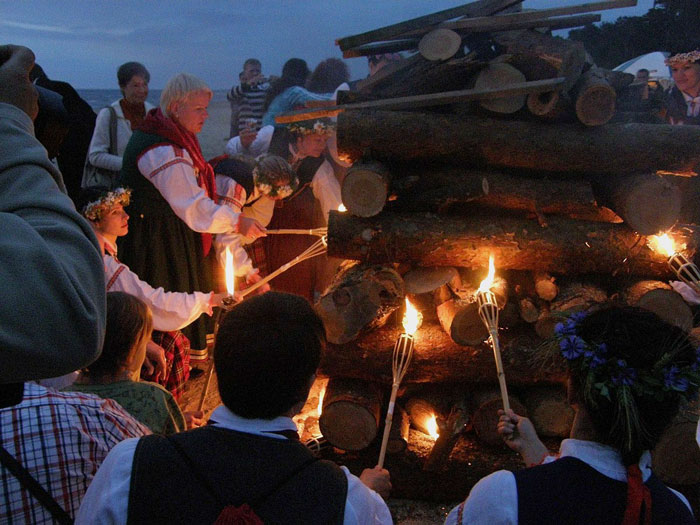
[244,238,268,277]
[144,330,191,401]
[0,383,149,523]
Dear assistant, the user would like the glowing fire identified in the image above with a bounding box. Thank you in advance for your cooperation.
[225,249,235,296]
[338,203,347,212]
[477,254,496,293]
[426,413,439,439]
[647,233,683,258]
[402,298,422,336]
[317,381,327,416]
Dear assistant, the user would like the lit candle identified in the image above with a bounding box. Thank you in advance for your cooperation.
[648,233,700,293]
[476,255,510,412]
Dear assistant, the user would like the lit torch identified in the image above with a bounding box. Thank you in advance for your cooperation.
[648,233,700,294]
[476,255,510,412]
[377,298,423,469]
[198,249,237,411]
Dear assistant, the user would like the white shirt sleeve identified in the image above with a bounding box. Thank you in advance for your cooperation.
[213,175,255,277]
[88,106,123,172]
[137,145,240,233]
[225,124,274,157]
[445,470,518,525]
[311,159,342,222]
[75,437,138,524]
[341,467,393,525]
[104,254,212,331]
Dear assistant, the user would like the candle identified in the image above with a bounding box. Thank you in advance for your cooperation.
[648,233,700,293]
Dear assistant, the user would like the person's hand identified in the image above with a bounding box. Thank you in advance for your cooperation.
[143,340,167,382]
[211,292,230,308]
[497,409,549,466]
[359,466,391,500]
[0,45,39,120]
[184,410,204,429]
[239,126,258,148]
[237,216,266,240]
[241,271,270,296]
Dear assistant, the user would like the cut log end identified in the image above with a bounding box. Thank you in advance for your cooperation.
[418,28,462,61]
[474,63,527,114]
[341,162,392,218]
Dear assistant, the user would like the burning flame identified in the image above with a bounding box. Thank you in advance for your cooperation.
[317,380,327,416]
[477,254,496,293]
[337,203,347,212]
[225,249,235,296]
[647,233,682,258]
[426,413,439,439]
[402,297,422,336]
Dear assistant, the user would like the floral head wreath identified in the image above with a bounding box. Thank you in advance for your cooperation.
[665,49,700,66]
[253,157,299,199]
[82,187,132,221]
[287,118,335,136]
[554,311,700,406]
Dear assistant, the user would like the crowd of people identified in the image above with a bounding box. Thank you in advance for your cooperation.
[2,39,700,524]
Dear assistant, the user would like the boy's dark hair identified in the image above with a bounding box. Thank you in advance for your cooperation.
[243,58,261,69]
[263,58,310,111]
[307,58,349,94]
[84,292,152,380]
[574,305,697,465]
[215,292,325,419]
[117,62,150,87]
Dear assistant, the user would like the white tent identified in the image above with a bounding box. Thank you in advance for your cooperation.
[614,52,672,80]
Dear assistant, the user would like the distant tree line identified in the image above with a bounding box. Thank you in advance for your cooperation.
[567,0,700,68]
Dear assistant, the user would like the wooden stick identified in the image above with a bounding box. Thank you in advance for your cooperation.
[274,78,564,124]
[265,228,327,236]
[343,39,420,59]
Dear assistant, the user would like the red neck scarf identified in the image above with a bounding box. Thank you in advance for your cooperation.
[138,108,218,255]
[622,464,652,525]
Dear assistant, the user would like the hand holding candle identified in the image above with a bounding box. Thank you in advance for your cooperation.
[648,233,700,293]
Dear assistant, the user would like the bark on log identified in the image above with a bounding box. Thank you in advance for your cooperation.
[327,210,700,279]
[387,405,411,455]
[319,378,382,451]
[623,280,693,331]
[591,172,682,235]
[336,110,700,176]
[521,385,574,438]
[534,280,608,339]
[471,388,526,447]
[341,161,392,218]
[570,67,617,126]
[316,261,404,345]
[319,320,567,385]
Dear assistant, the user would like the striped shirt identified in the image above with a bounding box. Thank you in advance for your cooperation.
[0,382,150,523]
[232,82,269,133]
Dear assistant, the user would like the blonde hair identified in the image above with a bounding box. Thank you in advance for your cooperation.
[160,72,213,116]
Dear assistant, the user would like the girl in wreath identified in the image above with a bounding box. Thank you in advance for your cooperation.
[77,186,229,401]
[447,306,699,524]
[662,46,700,126]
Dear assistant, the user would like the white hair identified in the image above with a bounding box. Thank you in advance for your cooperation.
[160,73,212,116]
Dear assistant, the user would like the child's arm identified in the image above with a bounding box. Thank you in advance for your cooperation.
[497,409,551,467]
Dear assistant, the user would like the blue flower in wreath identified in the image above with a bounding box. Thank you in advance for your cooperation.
[569,311,588,323]
[664,366,690,392]
[555,320,576,337]
[612,359,636,386]
[560,335,586,360]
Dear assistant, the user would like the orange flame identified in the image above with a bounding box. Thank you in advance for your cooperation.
[647,233,682,258]
[225,249,235,296]
[402,298,422,336]
[477,254,496,293]
[337,203,347,212]
[426,413,439,439]
[317,381,327,416]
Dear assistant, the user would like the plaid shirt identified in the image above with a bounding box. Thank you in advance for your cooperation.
[0,382,150,523]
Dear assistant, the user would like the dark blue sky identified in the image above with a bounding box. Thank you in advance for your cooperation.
[1,0,654,89]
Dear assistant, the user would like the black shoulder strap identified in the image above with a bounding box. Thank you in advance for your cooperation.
[107,105,118,156]
[0,444,73,524]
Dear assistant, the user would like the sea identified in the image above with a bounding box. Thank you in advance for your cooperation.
[76,89,229,112]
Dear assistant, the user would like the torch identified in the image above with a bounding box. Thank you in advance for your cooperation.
[648,233,700,294]
[476,255,510,412]
[198,248,237,412]
[377,298,423,469]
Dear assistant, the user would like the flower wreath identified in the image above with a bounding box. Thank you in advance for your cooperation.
[287,118,335,136]
[554,312,700,407]
[665,49,700,67]
[253,166,298,199]
[83,187,132,221]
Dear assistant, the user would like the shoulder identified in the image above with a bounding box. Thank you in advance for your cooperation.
[138,143,194,175]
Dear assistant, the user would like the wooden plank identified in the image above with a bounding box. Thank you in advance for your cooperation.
[354,52,423,93]
[343,39,420,59]
[395,0,636,38]
[273,78,565,124]
[336,0,522,51]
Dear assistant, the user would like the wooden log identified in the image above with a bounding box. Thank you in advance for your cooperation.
[534,280,608,339]
[316,261,404,345]
[473,62,527,114]
[527,90,570,120]
[471,388,526,447]
[534,272,559,301]
[406,397,441,437]
[571,67,617,126]
[319,378,382,451]
[418,29,462,61]
[387,405,411,455]
[623,280,693,332]
[336,110,700,176]
[451,300,491,346]
[341,161,392,218]
[652,402,700,485]
[342,39,419,59]
[404,266,459,324]
[424,400,470,471]
[319,320,567,385]
[591,172,682,235]
[327,210,700,279]
[518,297,541,323]
[521,385,574,438]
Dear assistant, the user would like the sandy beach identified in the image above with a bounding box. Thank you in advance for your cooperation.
[199,97,233,161]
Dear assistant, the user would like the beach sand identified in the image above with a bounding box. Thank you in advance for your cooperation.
[199,98,233,161]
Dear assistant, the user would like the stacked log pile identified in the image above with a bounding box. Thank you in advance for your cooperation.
[279,0,700,482]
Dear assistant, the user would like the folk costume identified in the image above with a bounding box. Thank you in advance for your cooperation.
[119,108,241,351]
[662,49,700,126]
[76,405,393,524]
[225,123,341,300]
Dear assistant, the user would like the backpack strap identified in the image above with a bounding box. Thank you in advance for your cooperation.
[107,105,118,156]
[0,444,73,524]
